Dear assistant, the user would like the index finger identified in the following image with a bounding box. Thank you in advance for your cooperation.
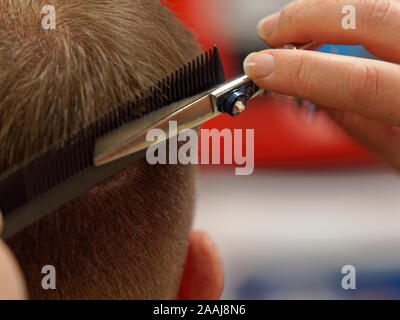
[243,49,400,126]
[258,0,400,63]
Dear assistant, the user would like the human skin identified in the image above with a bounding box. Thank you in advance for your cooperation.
[6,0,400,299]
[0,214,223,300]
[0,0,223,300]
[244,0,400,172]
[0,215,27,299]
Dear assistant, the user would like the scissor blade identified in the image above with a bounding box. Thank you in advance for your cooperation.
[94,91,220,166]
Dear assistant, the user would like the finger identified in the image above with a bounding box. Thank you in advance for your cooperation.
[243,49,400,126]
[320,106,400,171]
[0,239,27,299]
[258,0,400,62]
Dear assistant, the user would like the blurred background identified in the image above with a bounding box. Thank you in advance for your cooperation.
[164,0,400,299]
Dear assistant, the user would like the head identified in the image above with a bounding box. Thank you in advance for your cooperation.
[1,0,223,299]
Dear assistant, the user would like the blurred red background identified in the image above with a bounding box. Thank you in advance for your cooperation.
[163,0,377,169]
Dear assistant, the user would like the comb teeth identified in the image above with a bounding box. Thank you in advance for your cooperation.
[0,46,225,216]
[136,45,224,119]
[102,46,225,129]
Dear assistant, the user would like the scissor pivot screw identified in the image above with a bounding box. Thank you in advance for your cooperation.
[233,100,246,115]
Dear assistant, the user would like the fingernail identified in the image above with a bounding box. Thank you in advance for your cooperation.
[243,52,275,79]
[257,12,280,40]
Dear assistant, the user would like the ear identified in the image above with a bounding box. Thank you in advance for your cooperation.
[177,230,223,300]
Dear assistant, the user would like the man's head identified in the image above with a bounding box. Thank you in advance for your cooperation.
[1,0,222,299]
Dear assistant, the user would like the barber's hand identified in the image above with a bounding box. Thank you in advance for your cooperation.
[244,0,400,172]
[0,212,27,299]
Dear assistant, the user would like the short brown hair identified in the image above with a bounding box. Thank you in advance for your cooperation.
[4,0,200,299]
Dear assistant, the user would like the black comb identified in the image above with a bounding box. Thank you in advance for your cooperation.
[0,46,225,238]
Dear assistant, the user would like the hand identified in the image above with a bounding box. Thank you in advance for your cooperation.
[244,0,400,172]
[0,212,27,299]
